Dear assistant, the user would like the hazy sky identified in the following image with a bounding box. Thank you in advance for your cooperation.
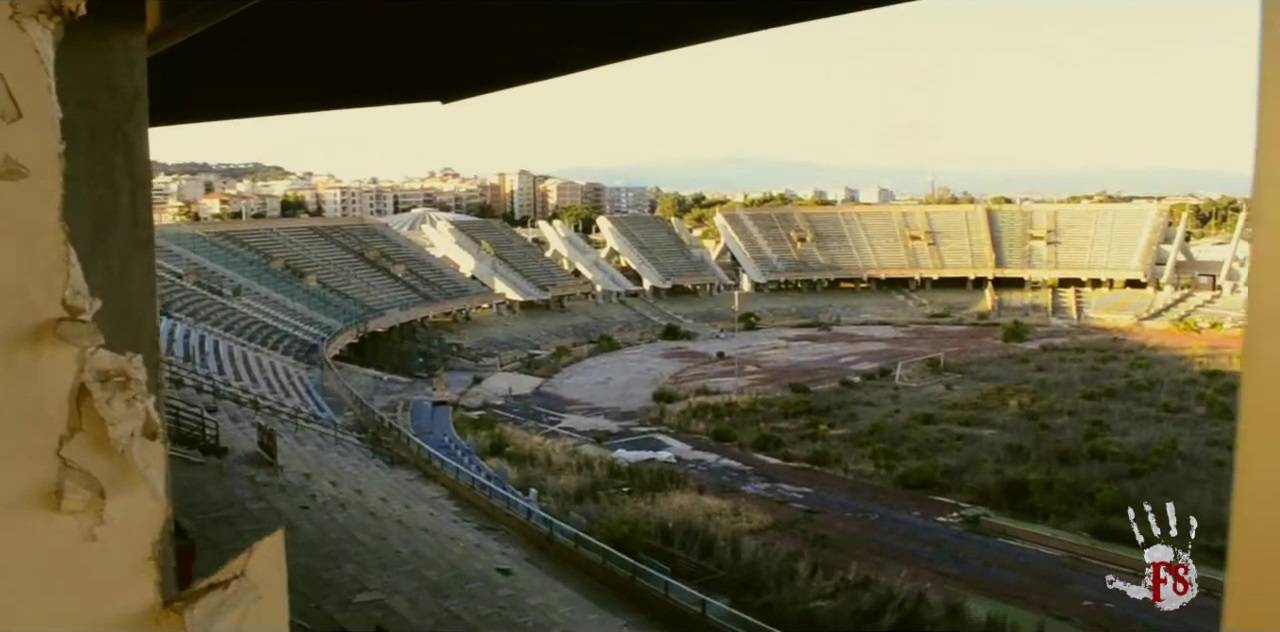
[149,0,1260,193]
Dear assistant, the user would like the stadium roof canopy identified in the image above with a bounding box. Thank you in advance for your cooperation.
[145,0,908,127]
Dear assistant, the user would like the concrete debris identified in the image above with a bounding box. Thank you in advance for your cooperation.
[78,348,165,498]
[611,449,676,465]
[53,317,103,348]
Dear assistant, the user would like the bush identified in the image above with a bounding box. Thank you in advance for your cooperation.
[908,411,938,425]
[894,460,943,490]
[710,426,738,443]
[804,447,839,468]
[750,432,786,453]
[838,377,857,389]
[593,334,622,353]
[787,382,812,395]
[652,386,684,404]
[738,311,760,331]
[1001,319,1031,343]
[659,323,693,340]
[715,350,726,360]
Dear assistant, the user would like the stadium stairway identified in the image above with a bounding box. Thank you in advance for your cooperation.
[407,398,522,497]
[620,295,715,337]
[170,401,662,632]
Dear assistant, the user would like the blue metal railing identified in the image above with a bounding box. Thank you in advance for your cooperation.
[318,332,778,632]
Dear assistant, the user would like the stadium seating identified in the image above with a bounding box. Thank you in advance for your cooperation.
[597,215,726,287]
[408,399,520,496]
[161,315,333,422]
[157,272,322,361]
[450,218,585,294]
[720,203,1164,284]
[158,229,371,325]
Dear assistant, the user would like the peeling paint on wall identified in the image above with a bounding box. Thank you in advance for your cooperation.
[0,74,21,124]
[1,1,288,629]
[0,153,29,180]
[166,529,290,632]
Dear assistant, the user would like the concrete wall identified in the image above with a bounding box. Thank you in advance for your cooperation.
[1224,3,1280,629]
[0,1,287,629]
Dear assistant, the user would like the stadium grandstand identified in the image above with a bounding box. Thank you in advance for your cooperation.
[146,204,1248,631]
[715,202,1168,289]
[537,219,640,298]
[597,214,732,292]
[394,210,593,304]
[154,218,501,442]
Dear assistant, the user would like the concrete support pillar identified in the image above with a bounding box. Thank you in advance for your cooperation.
[869,278,878,290]
[925,278,933,291]
[1161,210,1191,289]
[1220,208,1249,292]
[966,277,974,290]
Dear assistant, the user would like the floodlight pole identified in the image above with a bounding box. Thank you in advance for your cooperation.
[733,290,741,399]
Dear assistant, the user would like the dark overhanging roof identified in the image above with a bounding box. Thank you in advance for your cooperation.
[146,0,909,127]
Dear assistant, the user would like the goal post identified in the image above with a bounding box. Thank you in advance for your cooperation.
[894,352,947,386]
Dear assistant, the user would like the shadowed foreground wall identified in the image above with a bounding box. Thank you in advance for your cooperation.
[0,1,287,629]
[1224,2,1280,630]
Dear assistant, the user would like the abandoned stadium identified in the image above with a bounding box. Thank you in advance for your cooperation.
[161,202,1245,632]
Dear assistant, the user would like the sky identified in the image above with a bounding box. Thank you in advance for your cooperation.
[149,0,1261,196]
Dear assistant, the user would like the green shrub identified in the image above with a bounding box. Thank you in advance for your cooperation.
[894,460,943,490]
[838,377,857,389]
[1206,396,1235,421]
[804,447,839,468]
[659,323,693,340]
[652,386,684,404]
[1001,319,1031,343]
[751,432,786,453]
[737,311,760,331]
[908,411,938,425]
[593,334,622,353]
[710,426,738,443]
[787,382,812,395]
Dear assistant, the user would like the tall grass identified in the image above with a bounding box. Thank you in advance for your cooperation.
[455,418,1015,631]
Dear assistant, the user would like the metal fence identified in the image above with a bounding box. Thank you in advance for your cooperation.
[317,339,779,632]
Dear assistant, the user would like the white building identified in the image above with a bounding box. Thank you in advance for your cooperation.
[151,174,206,209]
[317,184,362,217]
[828,186,857,203]
[539,178,583,212]
[858,186,895,203]
[496,170,537,220]
[606,186,652,214]
[582,182,607,211]
[197,193,255,221]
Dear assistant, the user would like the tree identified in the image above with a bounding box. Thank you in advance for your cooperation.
[990,195,1014,205]
[655,192,687,219]
[553,204,600,233]
[280,193,308,218]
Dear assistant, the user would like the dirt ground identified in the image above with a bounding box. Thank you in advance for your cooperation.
[540,323,1084,413]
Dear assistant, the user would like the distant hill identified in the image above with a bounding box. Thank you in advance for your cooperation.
[151,160,294,181]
